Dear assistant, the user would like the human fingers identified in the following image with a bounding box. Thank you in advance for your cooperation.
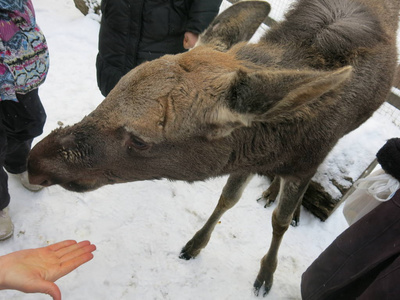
[54,252,95,280]
[184,32,198,49]
[183,38,189,49]
[55,240,92,258]
[60,242,96,263]
[183,32,192,49]
[48,240,77,252]
[55,244,96,278]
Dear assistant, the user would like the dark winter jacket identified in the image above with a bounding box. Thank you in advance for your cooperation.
[301,189,400,300]
[96,0,222,97]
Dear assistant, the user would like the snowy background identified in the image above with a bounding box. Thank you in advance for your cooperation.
[1,0,400,299]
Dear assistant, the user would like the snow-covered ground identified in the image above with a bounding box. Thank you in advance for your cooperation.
[1,0,400,299]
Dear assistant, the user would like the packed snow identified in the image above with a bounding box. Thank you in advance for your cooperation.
[1,0,400,299]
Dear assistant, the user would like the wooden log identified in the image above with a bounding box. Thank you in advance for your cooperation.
[302,159,378,221]
[73,0,100,16]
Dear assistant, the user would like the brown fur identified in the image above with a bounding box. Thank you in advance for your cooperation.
[28,0,399,295]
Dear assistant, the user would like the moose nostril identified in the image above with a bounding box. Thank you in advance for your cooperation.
[39,179,51,187]
[28,173,53,187]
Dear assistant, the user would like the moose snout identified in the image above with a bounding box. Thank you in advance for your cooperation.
[27,156,55,187]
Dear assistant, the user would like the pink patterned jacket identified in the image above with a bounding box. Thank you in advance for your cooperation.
[0,0,49,101]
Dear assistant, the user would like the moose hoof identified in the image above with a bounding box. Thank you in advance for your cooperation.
[290,218,299,227]
[256,196,275,208]
[264,199,274,208]
[179,249,195,260]
[253,278,272,297]
[179,242,201,260]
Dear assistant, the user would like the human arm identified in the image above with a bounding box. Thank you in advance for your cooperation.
[0,240,96,300]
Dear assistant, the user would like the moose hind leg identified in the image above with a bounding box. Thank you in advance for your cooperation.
[260,176,303,226]
[180,173,253,260]
[260,176,280,207]
[253,176,310,296]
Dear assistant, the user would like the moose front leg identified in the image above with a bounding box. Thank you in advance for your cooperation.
[180,173,253,260]
[253,176,310,296]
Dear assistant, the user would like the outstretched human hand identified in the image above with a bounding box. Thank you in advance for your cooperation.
[0,240,96,300]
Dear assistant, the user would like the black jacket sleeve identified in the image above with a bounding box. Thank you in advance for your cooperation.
[185,0,222,34]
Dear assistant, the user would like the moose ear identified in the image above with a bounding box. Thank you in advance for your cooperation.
[203,66,352,140]
[226,66,353,119]
[197,1,271,51]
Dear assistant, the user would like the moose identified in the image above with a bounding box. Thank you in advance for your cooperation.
[27,0,399,296]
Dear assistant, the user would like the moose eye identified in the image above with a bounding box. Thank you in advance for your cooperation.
[126,135,150,151]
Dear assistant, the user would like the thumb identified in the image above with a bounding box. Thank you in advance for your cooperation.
[35,280,62,300]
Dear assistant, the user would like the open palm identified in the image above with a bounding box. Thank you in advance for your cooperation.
[0,240,96,299]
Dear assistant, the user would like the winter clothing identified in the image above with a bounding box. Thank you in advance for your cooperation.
[96,0,222,97]
[0,120,9,210]
[0,207,13,240]
[376,137,400,181]
[301,138,400,300]
[0,0,49,102]
[301,189,400,300]
[0,0,48,215]
[0,89,46,209]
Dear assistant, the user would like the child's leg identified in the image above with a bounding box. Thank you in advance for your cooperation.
[1,89,46,174]
[0,120,10,211]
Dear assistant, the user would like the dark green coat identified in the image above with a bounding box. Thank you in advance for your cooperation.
[96,0,222,97]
